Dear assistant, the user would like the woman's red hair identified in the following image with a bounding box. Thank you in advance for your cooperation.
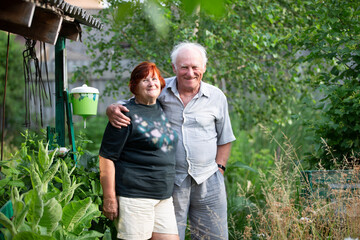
[129,62,165,95]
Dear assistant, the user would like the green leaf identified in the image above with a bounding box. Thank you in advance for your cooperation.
[63,230,103,240]
[30,164,43,192]
[58,180,83,206]
[230,161,258,173]
[42,160,61,192]
[52,226,64,240]
[144,0,170,39]
[330,66,340,76]
[13,199,29,230]
[0,177,10,188]
[8,179,26,188]
[38,142,51,173]
[201,0,226,17]
[112,1,135,24]
[0,211,17,236]
[38,198,62,235]
[74,230,103,240]
[181,0,200,14]
[62,197,92,234]
[25,189,44,229]
[60,161,71,190]
[0,228,13,240]
[13,231,55,240]
[71,203,101,235]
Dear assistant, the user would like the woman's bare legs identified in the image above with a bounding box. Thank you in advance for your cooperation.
[151,232,180,240]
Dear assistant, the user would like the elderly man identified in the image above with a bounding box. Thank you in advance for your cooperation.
[106,42,236,240]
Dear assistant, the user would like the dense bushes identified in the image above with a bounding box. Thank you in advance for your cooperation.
[0,132,113,240]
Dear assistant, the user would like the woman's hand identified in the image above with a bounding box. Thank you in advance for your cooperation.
[102,196,118,221]
[99,157,118,220]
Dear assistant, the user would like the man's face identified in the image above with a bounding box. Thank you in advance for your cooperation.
[172,48,206,92]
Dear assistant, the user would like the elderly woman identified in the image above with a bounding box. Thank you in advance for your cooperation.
[99,62,179,240]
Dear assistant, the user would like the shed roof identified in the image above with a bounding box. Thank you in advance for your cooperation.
[0,0,103,44]
[34,0,103,29]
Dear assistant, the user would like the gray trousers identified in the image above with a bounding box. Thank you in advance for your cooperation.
[173,171,228,240]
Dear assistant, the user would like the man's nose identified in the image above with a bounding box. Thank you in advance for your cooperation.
[186,68,194,77]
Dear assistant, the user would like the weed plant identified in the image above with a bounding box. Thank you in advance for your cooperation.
[225,114,314,239]
[239,127,360,239]
[0,138,104,239]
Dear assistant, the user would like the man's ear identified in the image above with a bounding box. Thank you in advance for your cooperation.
[172,64,177,74]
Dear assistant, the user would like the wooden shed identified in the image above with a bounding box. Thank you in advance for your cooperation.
[0,0,103,44]
[0,0,103,161]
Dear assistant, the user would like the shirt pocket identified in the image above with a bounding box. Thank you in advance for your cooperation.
[186,116,216,138]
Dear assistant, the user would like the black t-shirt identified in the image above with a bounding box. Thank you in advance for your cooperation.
[99,99,178,199]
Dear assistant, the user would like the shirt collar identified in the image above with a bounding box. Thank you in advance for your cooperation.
[166,77,210,98]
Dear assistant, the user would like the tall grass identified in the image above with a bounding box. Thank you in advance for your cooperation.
[226,114,314,239]
[228,124,360,239]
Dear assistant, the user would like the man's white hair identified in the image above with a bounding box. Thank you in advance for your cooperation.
[170,42,207,69]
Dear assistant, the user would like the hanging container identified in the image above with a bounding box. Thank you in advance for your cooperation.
[70,84,99,128]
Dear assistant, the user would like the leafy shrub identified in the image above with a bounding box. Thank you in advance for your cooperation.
[0,140,103,239]
[289,0,360,168]
[309,82,360,169]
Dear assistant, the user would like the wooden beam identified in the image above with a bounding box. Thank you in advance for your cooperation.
[60,20,81,42]
[0,7,63,45]
[0,0,35,28]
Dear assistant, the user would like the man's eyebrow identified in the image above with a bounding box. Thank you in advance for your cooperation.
[180,64,200,67]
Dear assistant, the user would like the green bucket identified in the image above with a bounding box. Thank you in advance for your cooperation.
[70,84,99,128]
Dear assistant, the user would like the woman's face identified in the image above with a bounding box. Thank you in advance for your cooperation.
[135,71,161,104]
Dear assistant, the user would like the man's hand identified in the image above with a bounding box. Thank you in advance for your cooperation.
[102,196,119,221]
[106,103,131,128]
[218,167,225,175]
[216,143,232,176]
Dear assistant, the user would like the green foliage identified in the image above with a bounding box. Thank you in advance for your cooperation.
[0,32,26,131]
[81,0,309,129]
[71,121,116,237]
[287,0,360,168]
[0,140,103,240]
[3,0,360,238]
[0,32,28,160]
[308,82,360,168]
[82,0,360,169]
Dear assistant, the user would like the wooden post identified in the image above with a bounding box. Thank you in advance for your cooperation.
[65,90,77,163]
[55,37,66,147]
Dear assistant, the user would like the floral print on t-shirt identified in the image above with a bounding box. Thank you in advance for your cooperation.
[133,113,176,153]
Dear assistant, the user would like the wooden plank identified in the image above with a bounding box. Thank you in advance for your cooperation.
[0,0,35,27]
[0,7,63,45]
[30,8,63,44]
[59,20,81,42]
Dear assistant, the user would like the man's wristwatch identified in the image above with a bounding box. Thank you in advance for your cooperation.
[217,164,226,172]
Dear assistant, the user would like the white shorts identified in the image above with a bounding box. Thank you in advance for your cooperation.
[115,196,178,240]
